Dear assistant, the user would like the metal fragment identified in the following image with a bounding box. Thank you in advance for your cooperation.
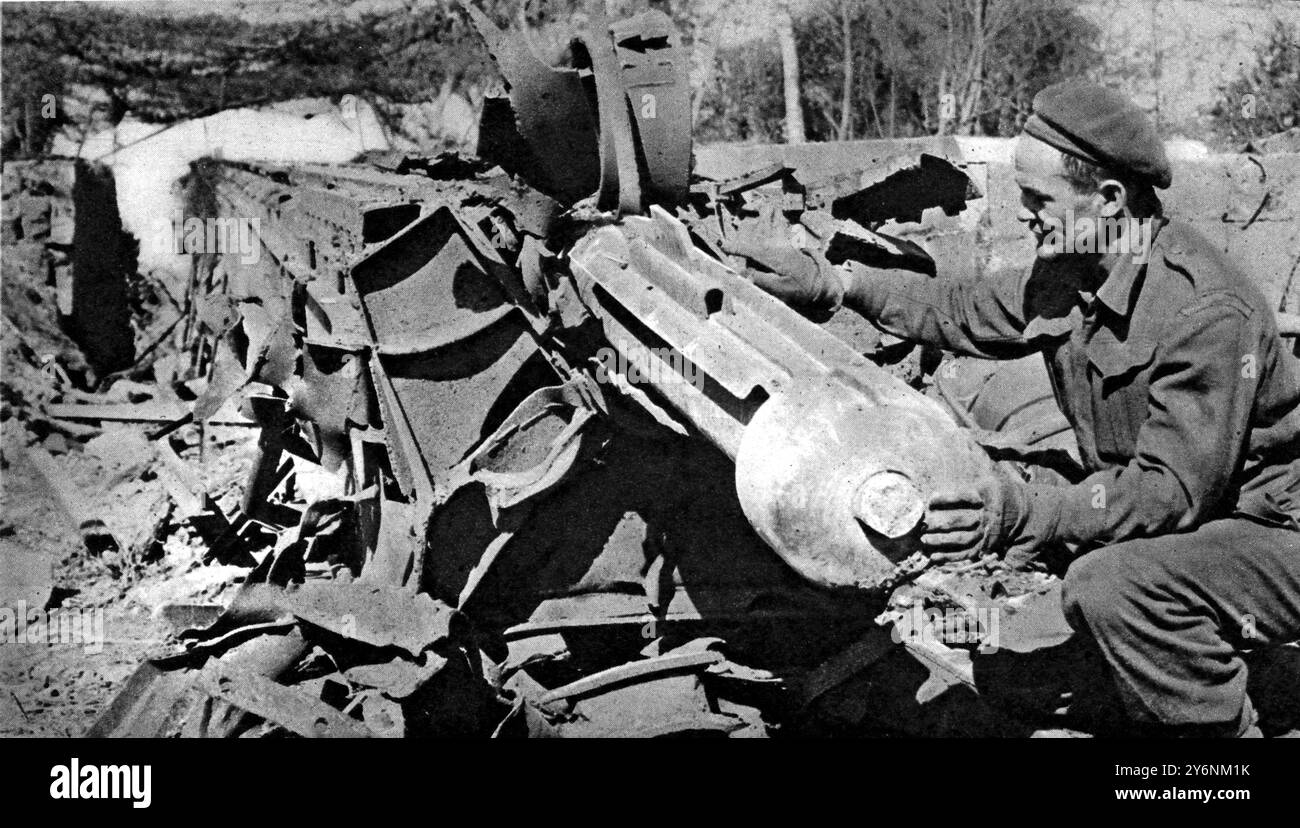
[195,659,371,738]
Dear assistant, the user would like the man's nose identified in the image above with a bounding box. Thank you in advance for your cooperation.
[1017,205,1036,224]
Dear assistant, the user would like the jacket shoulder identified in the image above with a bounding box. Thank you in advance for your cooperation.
[1153,220,1267,318]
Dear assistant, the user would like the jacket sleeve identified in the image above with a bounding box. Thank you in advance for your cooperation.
[842,261,1044,359]
[1008,295,1264,552]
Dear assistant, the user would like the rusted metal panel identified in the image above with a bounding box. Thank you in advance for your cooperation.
[203,581,455,657]
[468,4,691,214]
[195,659,372,738]
[539,649,723,704]
[43,401,254,426]
[350,207,513,346]
[465,4,602,204]
[274,582,454,658]
[805,153,982,223]
[344,653,448,700]
[546,674,744,738]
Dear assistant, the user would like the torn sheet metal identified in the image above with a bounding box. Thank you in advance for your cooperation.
[539,647,724,705]
[84,661,202,738]
[468,4,691,213]
[546,673,743,738]
[42,401,254,426]
[463,380,594,512]
[187,580,453,658]
[287,344,374,471]
[349,205,544,493]
[195,659,372,738]
[88,629,311,738]
[273,582,454,658]
[574,2,643,214]
[344,652,449,699]
[804,153,982,224]
[465,4,601,204]
[816,217,938,274]
[356,692,406,738]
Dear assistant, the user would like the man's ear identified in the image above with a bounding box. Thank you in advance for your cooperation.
[1096,179,1128,217]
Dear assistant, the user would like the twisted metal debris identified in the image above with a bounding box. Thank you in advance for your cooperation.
[88,4,1076,739]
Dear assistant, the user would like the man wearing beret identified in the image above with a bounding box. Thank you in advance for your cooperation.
[740,80,1300,737]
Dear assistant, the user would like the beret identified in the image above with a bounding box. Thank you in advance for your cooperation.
[1024,81,1172,189]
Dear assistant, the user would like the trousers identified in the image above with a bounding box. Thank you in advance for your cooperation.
[1061,517,1300,735]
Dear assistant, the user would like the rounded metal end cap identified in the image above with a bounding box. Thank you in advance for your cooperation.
[853,470,924,539]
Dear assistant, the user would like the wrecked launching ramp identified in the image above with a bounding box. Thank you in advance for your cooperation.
[87,6,1057,739]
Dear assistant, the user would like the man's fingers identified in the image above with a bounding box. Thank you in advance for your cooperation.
[928,487,983,509]
[923,508,981,532]
[920,529,983,550]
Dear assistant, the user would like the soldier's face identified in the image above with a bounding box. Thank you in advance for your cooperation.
[1013,135,1101,261]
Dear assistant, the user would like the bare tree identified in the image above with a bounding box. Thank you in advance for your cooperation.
[837,0,853,139]
[775,1,806,144]
[926,0,1016,135]
[679,1,735,129]
[803,0,864,141]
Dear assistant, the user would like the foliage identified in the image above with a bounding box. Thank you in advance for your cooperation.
[1,0,506,158]
[697,0,1102,143]
[1,0,1108,157]
[2,14,69,157]
[1209,19,1300,147]
[694,40,787,143]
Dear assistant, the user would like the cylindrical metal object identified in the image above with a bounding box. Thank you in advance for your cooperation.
[734,378,1004,591]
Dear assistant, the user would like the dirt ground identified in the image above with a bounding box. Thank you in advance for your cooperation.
[0,425,256,737]
[0,442,168,737]
[0,218,257,737]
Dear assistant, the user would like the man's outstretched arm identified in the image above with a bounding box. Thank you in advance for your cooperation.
[840,261,1043,359]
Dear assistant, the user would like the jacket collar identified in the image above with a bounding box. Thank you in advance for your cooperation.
[1092,216,1168,317]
